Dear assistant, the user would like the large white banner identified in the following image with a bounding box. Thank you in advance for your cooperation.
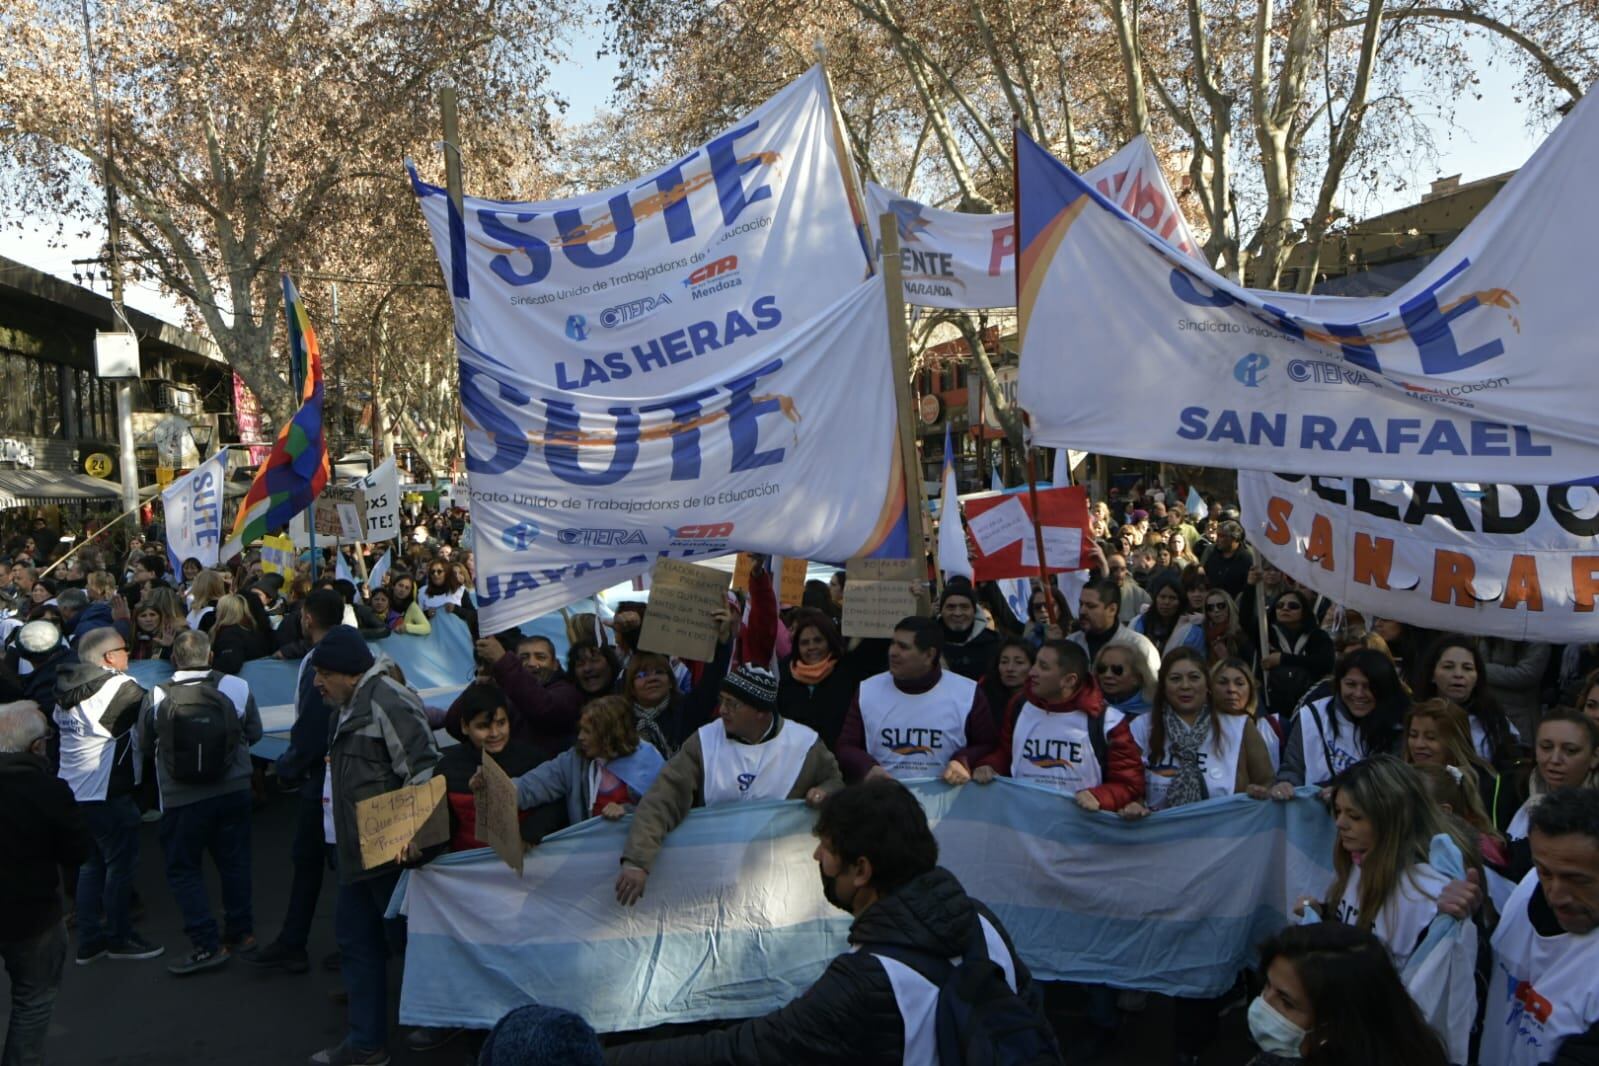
[865,136,1198,309]
[1015,95,1599,482]
[410,68,887,630]
[287,458,402,548]
[161,452,227,571]
[1240,472,1599,641]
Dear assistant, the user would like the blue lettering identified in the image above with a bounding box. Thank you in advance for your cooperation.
[1168,269,1238,309]
[638,389,717,481]
[706,122,773,227]
[686,321,722,356]
[1513,425,1552,457]
[1385,418,1422,453]
[1400,259,1505,374]
[602,352,632,380]
[1250,412,1287,447]
[554,361,582,391]
[578,358,610,388]
[478,211,552,287]
[723,309,758,343]
[751,295,783,330]
[1208,409,1245,444]
[643,156,700,243]
[543,402,640,486]
[661,329,693,364]
[633,339,668,373]
[1420,420,1468,455]
[1301,416,1337,450]
[460,363,530,475]
[725,358,787,472]
[1471,420,1510,456]
[1177,407,1208,440]
[1339,417,1381,453]
[1324,321,1382,374]
[554,192,636,269]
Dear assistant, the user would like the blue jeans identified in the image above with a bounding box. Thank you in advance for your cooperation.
[0,922,67,1066]
[157,789,254,951]
[76,796,142,947]
[335,872,405,1051]
[274,795,328,950]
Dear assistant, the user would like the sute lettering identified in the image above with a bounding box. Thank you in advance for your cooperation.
[1023,738,1084,766]
[879,727,945,754]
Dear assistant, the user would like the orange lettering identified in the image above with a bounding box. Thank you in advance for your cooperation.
[1305,514,1335,572]
[1265,497,1293,546]
[1501,555,1544,612]
[1573,557,1599,612]
[1431,550,1477,606]
[1352,534,1394,589]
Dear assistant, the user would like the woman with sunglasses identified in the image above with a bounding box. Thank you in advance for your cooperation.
[1093,644,1155,715]
[1201,590,1257,670]
[1021,586,1068,649]
[1270,650,1408,795]
[418,555,478,636]
[1262,589,1335,717]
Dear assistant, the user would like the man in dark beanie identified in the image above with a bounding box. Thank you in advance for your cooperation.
[308,626,441,1066]
[937,575,997,681]
[614,663,843,906]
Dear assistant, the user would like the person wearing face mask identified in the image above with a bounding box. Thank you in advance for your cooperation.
[1093,644,1155,716]
[778,609,868,753]
[614,664,841,906]
[604,778,1059,1066]
[446,633,581,757]
[1498,713,1599,886]
[1481,787,1599,1066]
[935,577,997,682]
[1068,578,1160,685]
[1413,634,1522,771]
[1244,922,1449,1066]
[1270,650,1408,795]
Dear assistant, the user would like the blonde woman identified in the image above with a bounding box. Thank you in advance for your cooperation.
[186,569,229,632]
[209,593,272,674]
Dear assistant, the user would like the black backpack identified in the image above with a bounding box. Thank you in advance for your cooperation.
[876,915,1064,1066]
[158,671,241,784]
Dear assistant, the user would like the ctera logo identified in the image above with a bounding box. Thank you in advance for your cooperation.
[557,528,648,547]
[600,293,673,329]
[1233,352,1270,387]
[501,521,541,551]
[565,315,588,342]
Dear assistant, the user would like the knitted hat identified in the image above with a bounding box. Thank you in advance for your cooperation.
[940,574,977,608]
[478,1004,603,1066]
[307,625,375,676]
[720,662,779,714]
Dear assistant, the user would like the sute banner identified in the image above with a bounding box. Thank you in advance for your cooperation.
[161,452,227,571]
[409,68,898,632]
[963,486,1092,581]
[1240,472,1599,641]
[865,136,1198,309]
[1015,94,1599,482]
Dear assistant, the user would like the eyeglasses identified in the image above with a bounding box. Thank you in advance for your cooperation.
[1096,662,1127,676]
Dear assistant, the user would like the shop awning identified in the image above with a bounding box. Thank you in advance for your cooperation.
[0,470,122,509]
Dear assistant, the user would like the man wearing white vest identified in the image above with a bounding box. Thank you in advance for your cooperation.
[1481,787,1599,1065]
[835,616,997,785]
[615,664,843,906]
[971,640,1145,812]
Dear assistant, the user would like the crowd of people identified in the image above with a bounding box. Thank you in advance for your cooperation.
[1,482,1597,1066]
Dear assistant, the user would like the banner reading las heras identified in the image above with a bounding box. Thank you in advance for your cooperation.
[408,67,889,632]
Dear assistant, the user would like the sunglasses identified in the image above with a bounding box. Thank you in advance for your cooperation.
[1029,600,1047,611]
[1096,662,1127,676]
[1205,602,1229,613]
[1277,601,1303,611]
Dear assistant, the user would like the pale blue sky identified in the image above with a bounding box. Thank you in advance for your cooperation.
[0,20,1556,324]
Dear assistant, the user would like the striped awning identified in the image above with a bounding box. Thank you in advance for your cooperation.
[0,469,122,509]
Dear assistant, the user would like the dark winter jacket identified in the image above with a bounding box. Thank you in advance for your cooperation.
[443,657,582,757]
[69,600,128,645]
[0,750,92,942]
[210,622,274,675]
[1264,623,1335,715]
[53,660,145,802]
[940,618,999,682]
[275,657,333,801]
[604,866,1050,1065]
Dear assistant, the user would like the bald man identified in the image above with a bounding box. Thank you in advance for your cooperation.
[0,700,91,1065]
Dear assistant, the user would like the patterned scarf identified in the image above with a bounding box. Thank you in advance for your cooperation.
[1163,707,1212,809]
[634,696,674,758]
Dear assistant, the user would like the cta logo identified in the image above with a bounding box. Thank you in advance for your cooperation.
[683,255,741,300]
[1233,352,1269,388]
[502,521,540,551]
[665,521,734,547]
[600,292,673,329]
[557,528,648,547]
[565,315,588,342]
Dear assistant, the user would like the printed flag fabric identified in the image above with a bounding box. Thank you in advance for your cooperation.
[161,451,228,571]
[864,135,1199,309]
[222,275,330,558]
[1015,96,1599,482]
[938,424,973,580]
[393,781,1335,1033]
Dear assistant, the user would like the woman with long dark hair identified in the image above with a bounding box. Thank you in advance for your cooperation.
[1131,573,1203,656]
[976,636,1035,736]
[1271,649,1408,793]
[1261,589,1336,716]
[1412,634,1521,771]
[776,608,861,752]
[566,639,621,711]
[1245,922,1449,1066]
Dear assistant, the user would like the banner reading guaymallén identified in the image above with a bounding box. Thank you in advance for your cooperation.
[864,135,1199,309]
[409,67,889,631]
[1015,94,1599,483]
[1240,472,1599,641]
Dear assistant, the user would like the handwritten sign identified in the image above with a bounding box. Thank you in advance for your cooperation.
[314,485,368,540]
[355,775,448,870]
[779,557,808,605]
[841,558,922,638]
[730,553,755,593]
[476,751,524,876]
[638,558,730,661]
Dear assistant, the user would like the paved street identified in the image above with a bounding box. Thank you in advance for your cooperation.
[12,788,1257,1065]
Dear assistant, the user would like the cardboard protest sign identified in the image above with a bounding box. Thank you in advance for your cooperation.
[637,559,731,662]
[778,557,808,605]
[841,558,922,638]
[476,752,524,876]
[730,553,756,593]
[314,484,368,540]
[356,776,448,870]
[964,486,1091,581]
